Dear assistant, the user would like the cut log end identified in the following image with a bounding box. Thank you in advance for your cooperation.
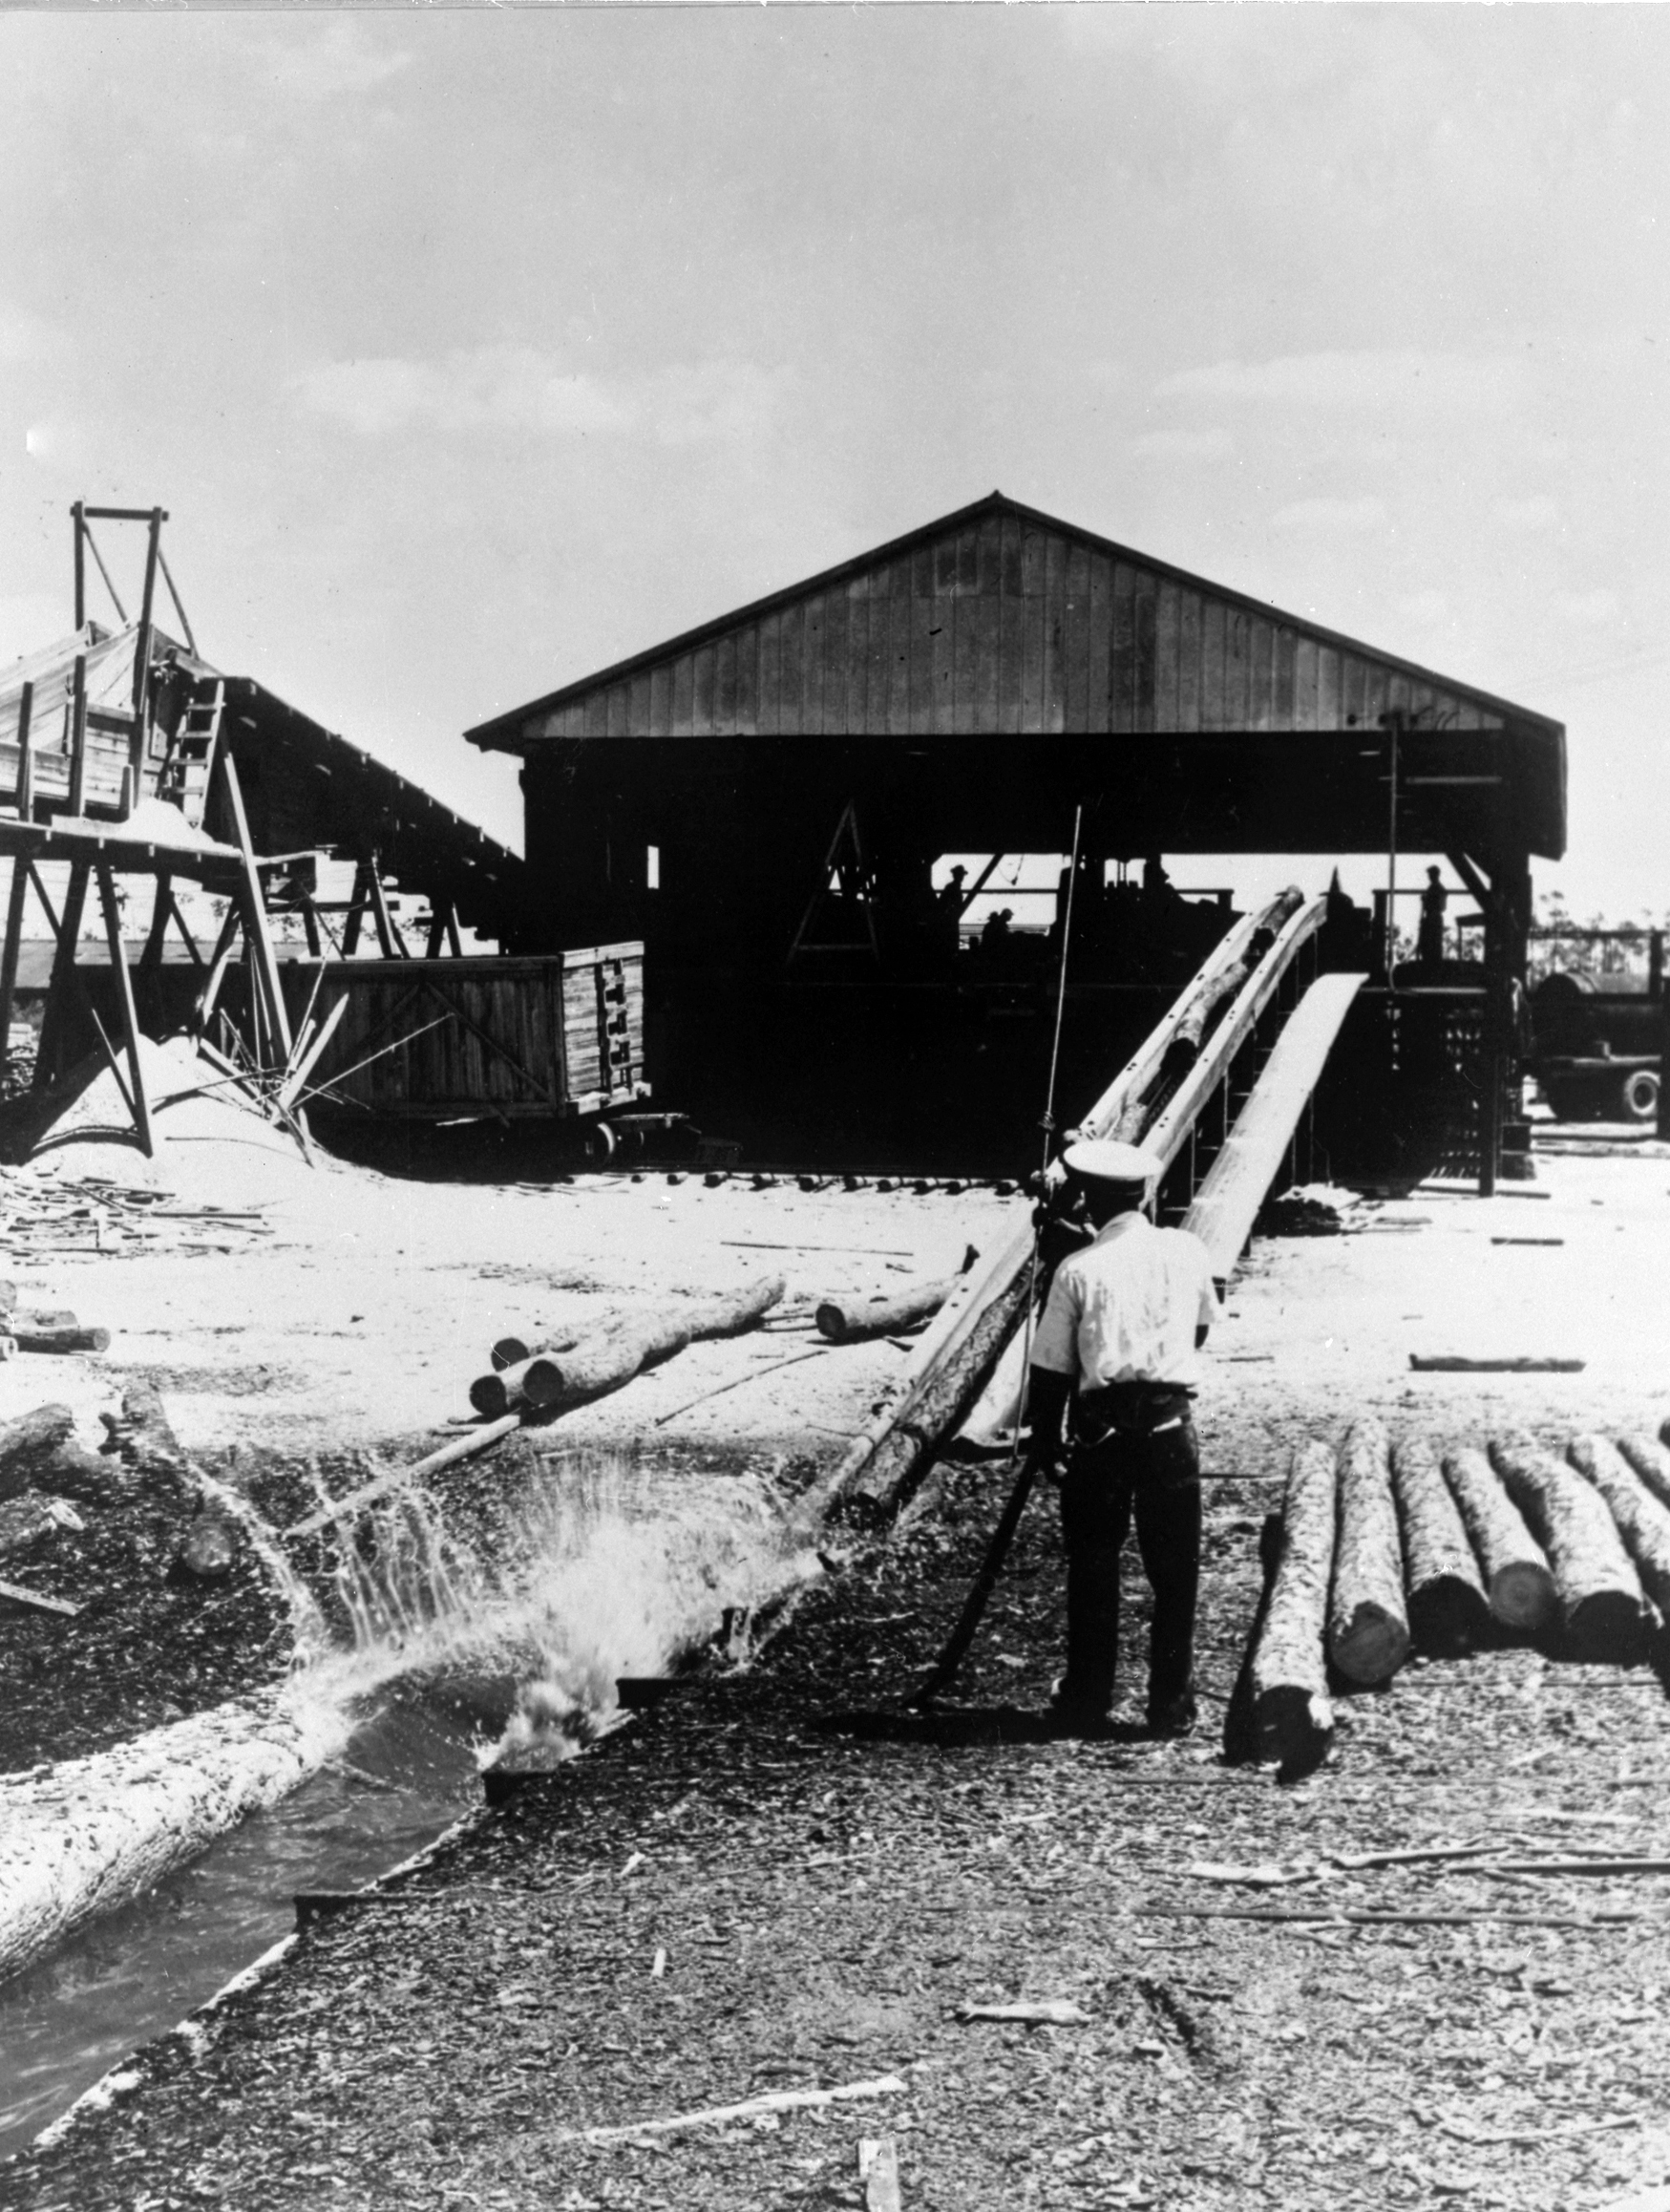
[1565,1589,1649,1664]
[1252,1684,1333,1769]
[1489,1557,1560,1632]
[468,1373,510,1419]
[1328,1602,1410,1687]
[1406,1574,1492,1655]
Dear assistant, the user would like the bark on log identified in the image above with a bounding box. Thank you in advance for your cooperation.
[1618,1433,1670,1510]
[472,1278,785,1419]
[1250,1439,1337,1765]
[1388,1433,1490,1653]
[814,1275,962,1345]
[11,1324,109,1355]
[0,1404,76,1500]
[1328,1419,1411,1684]
[0,1491,58,1560]
[1567,1434,1670,1618]
[1490,1435,1647,1658]
[1441,1446,1558,1631]
[0,1692,349,1986]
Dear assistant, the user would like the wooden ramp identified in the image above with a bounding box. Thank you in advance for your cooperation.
[1182,970,1367,1278]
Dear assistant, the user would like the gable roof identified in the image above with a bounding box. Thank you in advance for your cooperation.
[465,490,1564,755]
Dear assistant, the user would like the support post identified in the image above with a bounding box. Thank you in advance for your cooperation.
[0,860,30,1082]
[33,861,91,1092]
[195,904,243,1033]
[1659,989,1670,1142]
[12,680,33,822]
[68,654,88,818]
[95,861,154,1157]
[220,754,293,1066]
[72,502,85,632]
[341,861,371,958]
[1383,709,1402,986]
[132,506,162,733]
[140,874,174,972]
[367,859,407,959]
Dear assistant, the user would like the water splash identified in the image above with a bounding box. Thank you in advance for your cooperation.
[294,1448,817,1766]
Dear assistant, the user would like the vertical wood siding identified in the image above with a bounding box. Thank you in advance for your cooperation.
[531,518,1509,740]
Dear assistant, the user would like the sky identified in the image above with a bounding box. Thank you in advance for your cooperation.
[4,6,1670,924]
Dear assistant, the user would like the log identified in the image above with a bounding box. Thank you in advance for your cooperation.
[1388,1433,1490,1653]
[1411,1357,1585,1374]
[1328,1418,1410,1684]
[1250,1439,1337,1765]
[1567,1435,1670,1616]
[0,1491,58,1561]
[99,1380,201,1504]
[471,1278,785,1419]
[0,1404,76,1500]
[35,1437,132,1506]
[814,1274,962,1345]
[11,1323,110,1356]
[1490,1435,1648,1657]
[1441,1446,1558,1631]
[1620,1432,1670,1509]
[12,1309,81,1333]
[0,1573,78,1617]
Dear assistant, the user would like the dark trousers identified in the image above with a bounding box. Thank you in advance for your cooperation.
[1057,1417,1201,1712]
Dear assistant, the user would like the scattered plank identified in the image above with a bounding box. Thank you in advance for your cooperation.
[1411,1356,1585,1373]
[0,1574,79,1617]
[557,2071,910,2144]
[1490,1236,1565,1246]
[652,1346,835,1429]
[1329,1417,1410,1685]
[956,1999,1091,2025]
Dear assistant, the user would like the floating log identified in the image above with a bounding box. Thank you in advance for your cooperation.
[0,1404,76,1500]
[1490,1435,1647,1657]
[1250,1439,1337,1765]
[471,1278,785,1419]
[814,1274,962,1345]
[1567,1435,1670,1616]
[11,1323,110,1356]
[1328,1418,1410,1685]
[1389,1433,1490,1653]
[1621,1432,1670,1508]
[1442,1446,1559,1631]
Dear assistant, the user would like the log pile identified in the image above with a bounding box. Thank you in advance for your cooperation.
[1239,1410,1670,1771]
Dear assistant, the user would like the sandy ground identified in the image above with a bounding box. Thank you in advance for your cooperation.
[7,1134,1670,2205]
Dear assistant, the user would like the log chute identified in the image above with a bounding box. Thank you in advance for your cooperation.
[1567,1434,1670,1617]
[1389,1433,1490,1654]
[470,1278,784,1419]
[1441,1445,1558,1632]
[1327,1418,1410,1685]
[1249,1438,1337,1766]
[810,890,1315,1530]
[1490,1435,1647,1657]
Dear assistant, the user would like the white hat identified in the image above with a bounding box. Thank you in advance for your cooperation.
[1061,1138,1160,1185]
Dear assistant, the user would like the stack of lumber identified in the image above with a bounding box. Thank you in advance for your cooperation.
[1246,1412,1668,1768]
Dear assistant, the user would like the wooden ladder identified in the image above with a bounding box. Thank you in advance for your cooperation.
[160,678,224,827]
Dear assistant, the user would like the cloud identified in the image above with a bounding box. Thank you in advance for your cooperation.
[1493,494,1559,532]
[0,301,64,365]
[292,347,785,447]
[1155,350,1527,416]
[1129,427,1234,462]
[258,23,412,102]
[1557,588,1622,629]
[1271,497,1388,536]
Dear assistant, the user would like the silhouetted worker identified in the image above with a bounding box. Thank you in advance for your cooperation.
[1418,867,1448,967]
[1025,1139,1217,1737]
[981,907,1014,954]
[939,864,968,910]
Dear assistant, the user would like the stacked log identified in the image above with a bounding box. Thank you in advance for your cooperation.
[472,1278,785,1419]
[1327,1418,1410,1684]
[1618,1434,1670,1510]
[1490,1435,1647,1658]
[1441,1446,1558,1631]
[1388,1433,1490,1653]
[1249,1438,1337,1765]
[1567,1435,1670,1617]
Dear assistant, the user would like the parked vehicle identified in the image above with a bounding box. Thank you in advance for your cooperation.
[1528,969,1660,1122]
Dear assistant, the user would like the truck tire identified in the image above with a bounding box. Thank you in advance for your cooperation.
[1622,1069,1660,1123]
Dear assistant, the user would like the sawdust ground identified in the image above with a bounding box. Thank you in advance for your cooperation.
[6,1146,1670,2205]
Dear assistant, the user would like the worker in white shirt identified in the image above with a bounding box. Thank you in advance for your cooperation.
[1025,1138,1219,1736]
